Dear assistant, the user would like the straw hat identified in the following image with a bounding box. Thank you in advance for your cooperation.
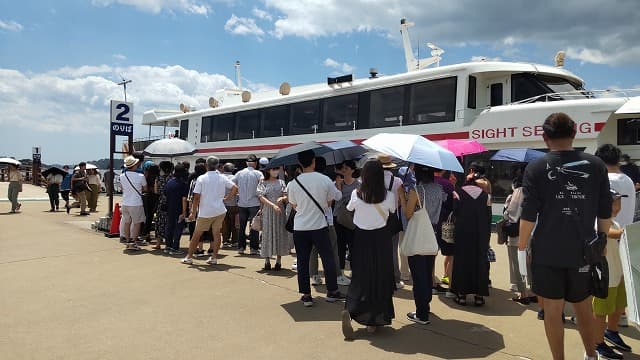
[124,155,140,169]
[376,154,397,169]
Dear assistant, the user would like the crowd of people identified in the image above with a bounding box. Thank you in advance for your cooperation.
[6,112,639,359]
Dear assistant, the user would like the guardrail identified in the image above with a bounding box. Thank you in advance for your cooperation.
[511,88,640,105]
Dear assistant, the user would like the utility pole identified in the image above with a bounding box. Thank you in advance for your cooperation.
[117,77,132,101]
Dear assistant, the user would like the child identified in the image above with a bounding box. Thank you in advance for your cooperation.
[593,189,632,360]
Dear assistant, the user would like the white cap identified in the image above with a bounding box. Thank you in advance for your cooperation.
[259,157,269,166]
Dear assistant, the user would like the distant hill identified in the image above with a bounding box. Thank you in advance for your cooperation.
[47,158,124,169]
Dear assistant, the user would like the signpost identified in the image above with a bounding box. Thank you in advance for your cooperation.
[32,146,41,185]
[108,100,133,218]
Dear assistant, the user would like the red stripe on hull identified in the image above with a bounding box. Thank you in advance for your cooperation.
[595,122,606,132]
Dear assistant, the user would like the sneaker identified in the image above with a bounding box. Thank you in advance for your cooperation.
[337,275,351,286]
[311,275,323,286]
[249,249,260,255]
[326,291,347,303]
[194,249,205,257]
[510,284,519,292]
[619,314,629,327]
[206,257,217,265]
[396,281,405,290]
[136,240,149,246]
[341,310,354,340]
[605,329,632,352]
[407,312,430,325]
[119,237,127,243]
[301,295,313,307]
[291,261,297,270]
[432,284,447,294]
[445,291,457,298]
[207,248,213,255]
[596,342,623,360]
[125,243,141,251]
[181,257,193,265]
[537,310,545,320]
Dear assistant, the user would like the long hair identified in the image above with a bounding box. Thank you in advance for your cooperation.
[357,160,386,204]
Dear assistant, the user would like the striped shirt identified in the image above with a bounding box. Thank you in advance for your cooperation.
[233,166,263,207]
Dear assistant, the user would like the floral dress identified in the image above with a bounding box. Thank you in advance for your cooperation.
[155,174,170,240]
[257,179,290,257]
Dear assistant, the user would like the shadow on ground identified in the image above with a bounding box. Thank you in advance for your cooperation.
[280,300,344,322]
[436,287,529,317]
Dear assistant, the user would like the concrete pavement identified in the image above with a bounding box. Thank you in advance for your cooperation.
[1,192,640,359]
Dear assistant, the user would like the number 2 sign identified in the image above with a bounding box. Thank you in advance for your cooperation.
[110,100,133,136]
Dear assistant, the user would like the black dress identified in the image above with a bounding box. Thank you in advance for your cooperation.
[451,186,490,297]
[346,226,396,326]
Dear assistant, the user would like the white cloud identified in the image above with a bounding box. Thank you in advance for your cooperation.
[113,54,127,60]
[224,14,265,39]
[252,8,272,21]
[0,64,235,136]
[566,46,640,66]
[323,58,354,73]
[0,20,23,32]
[471,56,502,62]
[91,0,211,16]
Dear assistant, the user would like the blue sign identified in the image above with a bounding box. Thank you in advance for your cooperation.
[110,100,133,136]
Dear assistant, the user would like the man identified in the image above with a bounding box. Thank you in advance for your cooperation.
[377,154,405,290]
[71,162,90,216]
[234,154,264,255]
[287,149,345,307]
[46,170,63,211]
[594,144,635,359]
[60,165,72,213]
[182,156,238,265]
[619,154,640,191]
[120,156,148,250]
[7,163,22,213]
[221,162,239,246]
[519,112,612,360]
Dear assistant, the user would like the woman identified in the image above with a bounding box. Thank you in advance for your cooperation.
[504,176,534,304]
[45,171,63,212]
[164,164,189,254]
[187,163,208,255]
[341,160,396,339]
[154,161,173,250]
[257,166,289,270]
[7,163,23,213]
[333,160,360,285]
[400,165,445,324]
[61,165,72,213]
[450,173,491,306]
[87,169,101,212]
[140,162,160,241]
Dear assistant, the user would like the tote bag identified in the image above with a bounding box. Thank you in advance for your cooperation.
[400,190,439,256]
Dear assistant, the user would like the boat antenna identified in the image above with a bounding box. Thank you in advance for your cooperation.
[399,18,444,71]
[235,61,242,90]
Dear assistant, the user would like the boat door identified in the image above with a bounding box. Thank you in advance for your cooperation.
[601,96,640,159]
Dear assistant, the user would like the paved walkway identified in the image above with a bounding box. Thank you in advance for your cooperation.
[1,198,640,359]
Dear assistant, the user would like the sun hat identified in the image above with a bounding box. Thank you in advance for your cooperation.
[124,155,140,169]
[376,154,397,169]
[259,157,269,167]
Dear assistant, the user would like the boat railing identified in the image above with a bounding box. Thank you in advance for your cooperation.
[510,88,640,105]
[124,135,172,152]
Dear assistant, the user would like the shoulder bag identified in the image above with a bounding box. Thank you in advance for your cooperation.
[441,212,455,244]
[400,189,439,256]
[386,178,403,236]
[335,196,356,230]
[251,209,263,231]
[285,177,327,233]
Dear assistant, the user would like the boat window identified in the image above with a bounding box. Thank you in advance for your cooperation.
[511,73,547,102]
[511,73,586,102]
[467,76,477,109]
[323,94,358,131]
[618,118,640,145]
[179,120,188,140]
[290,100,321,135]
[536,74,584,96]
[212,113,236,141]
[369,85,405,128]
[490,83,503,106]
[200,116,212,143]
[262,105,289,137]
[408,76,457,124]
[236,110,260,140]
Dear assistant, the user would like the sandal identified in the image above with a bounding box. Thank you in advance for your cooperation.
[474,296,485,307]
[454,294,467,306]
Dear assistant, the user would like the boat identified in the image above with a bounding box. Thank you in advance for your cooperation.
[138,18,640,205]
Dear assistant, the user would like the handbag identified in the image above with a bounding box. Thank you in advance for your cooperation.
[251,210,262,231]
[503,220,520,237]
[385,178,403,236]
[441,212,455,244]
[335,197,356,230]
[496,218,508,245]
[285,208,296,233]
[400,190,439,256]
[591,256,609,299]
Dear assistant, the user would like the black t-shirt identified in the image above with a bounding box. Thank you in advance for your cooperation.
[521,150,612,268]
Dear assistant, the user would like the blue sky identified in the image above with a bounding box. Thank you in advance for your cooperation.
[1,0,639,164]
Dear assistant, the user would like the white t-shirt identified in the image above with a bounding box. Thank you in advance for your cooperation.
[384,171,403,203]
[120,172,147,207]
[194,170,235,218]
[286,172,339,231]
[608,172,636,227]
[347,190,397,230]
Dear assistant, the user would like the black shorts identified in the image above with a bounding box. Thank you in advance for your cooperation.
[435,225,455,256]
[531,262,591,303]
